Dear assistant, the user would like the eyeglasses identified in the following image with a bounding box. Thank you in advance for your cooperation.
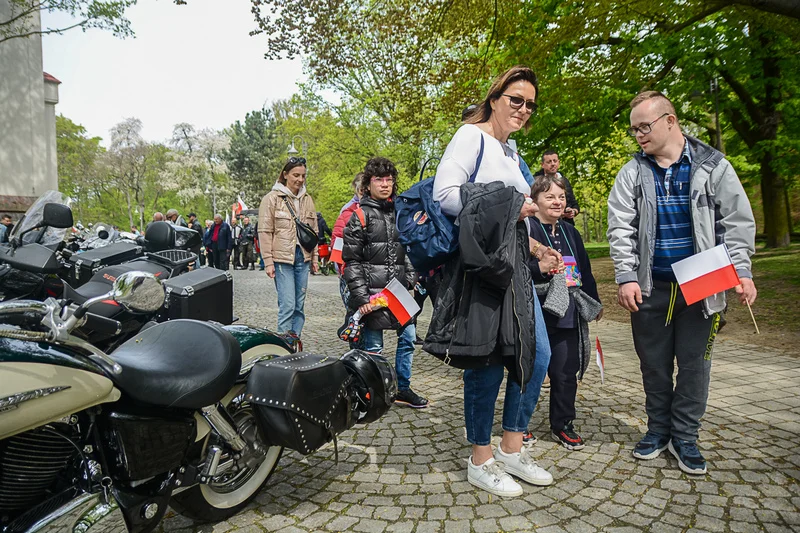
[502,94,538,114]
[288,157,306,165]
[627,113,670,137]
[370,176,395,184]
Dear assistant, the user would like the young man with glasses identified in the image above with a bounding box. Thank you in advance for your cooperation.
[607,91,757,475]
[342,157,428,409]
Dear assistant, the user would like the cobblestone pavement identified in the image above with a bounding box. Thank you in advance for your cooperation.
[160,269,800,533]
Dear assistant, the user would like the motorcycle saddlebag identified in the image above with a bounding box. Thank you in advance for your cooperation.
[247,353,353,455]
[161,268,233,324]
[68,242,144,286]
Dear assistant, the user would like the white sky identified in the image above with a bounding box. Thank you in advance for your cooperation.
[41,0,304,145]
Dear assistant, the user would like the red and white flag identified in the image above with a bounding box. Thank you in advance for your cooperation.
[376,278,420,326]
[330,237,344,264]
[595,336,605,385]
[671,244,740,306]
[237,195,249,213]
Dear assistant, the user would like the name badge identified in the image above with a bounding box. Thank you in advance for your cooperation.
[563,256,582,288]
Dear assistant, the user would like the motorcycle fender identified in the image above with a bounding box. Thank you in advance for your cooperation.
[0,362,120,440]
[194,333,292,442]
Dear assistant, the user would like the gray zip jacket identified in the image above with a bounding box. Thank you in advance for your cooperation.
[607,135,755,314]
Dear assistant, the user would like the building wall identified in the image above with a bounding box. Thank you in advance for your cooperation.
[0,0,59,214]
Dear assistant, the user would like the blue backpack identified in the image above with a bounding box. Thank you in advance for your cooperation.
[396,136,484,272]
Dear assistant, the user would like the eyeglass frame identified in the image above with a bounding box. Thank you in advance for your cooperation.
[627,113,671,137]
[501,94,538,114]
[370,176,395,184]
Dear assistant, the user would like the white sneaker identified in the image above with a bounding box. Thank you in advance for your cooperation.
[495,446,554,486]
[467,457,523,497]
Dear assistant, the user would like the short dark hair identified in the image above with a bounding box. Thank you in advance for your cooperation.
[360,157,398,197]
[531,174,569,201]
[1,214,11,221]
[188,212,197,218]
[541,150,558,163]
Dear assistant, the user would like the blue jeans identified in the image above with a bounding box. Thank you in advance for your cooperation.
[463,293,552,445]
[362,323,416,391]
[274,246,309,335]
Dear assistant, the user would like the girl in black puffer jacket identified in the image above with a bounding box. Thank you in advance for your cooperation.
[342,157,427,409]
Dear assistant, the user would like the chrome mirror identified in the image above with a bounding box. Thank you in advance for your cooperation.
[111,271,165,313]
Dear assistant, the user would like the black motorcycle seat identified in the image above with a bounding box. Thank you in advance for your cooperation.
[111,320,242,409]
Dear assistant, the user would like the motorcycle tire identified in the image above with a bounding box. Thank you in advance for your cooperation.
[169,400,283,522]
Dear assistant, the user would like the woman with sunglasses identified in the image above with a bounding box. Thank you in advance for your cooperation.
[258,157,319,336]
[428,65,556,497]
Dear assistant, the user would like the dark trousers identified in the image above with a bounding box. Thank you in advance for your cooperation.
[631,280,718,442]
[547,327,580,431]
[232,244,242,268]
[211,247,229,270]
[240,242,254,269]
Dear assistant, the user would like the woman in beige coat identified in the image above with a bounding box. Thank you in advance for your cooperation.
[258,158,319,336]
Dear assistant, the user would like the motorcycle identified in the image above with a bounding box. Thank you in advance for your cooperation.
[0,268,397,532]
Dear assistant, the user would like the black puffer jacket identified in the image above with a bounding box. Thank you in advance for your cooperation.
[423,182,536,389]
[342,195,415,330]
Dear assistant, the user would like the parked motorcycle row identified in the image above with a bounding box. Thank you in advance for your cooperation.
[0,192,398,532]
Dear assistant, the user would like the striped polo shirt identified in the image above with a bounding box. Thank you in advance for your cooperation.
[648,139,694,281]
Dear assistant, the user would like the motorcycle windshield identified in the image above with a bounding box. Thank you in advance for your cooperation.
[10,190,72,246]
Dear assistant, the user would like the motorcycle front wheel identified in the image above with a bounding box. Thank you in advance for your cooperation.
[170,399,283,522]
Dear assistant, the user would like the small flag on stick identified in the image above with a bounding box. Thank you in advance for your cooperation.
[237,195,249,213]
[596,336,605,385]
[671,244,740,306]
[373,278,420,326]
[330,237,344,264]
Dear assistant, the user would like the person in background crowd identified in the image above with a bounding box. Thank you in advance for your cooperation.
[165,209,188,227]
[203,214,232,270]
[333,173,365,349]
[258,157,319,336]
[146,212,164,231]
[533,151,580,225]
[342,157,428,409]
[426,65,554,497]
[130,225,140,236]
[317,212,332,243]
[1,214,14,243]
[240,216,256,270]
[187,212,205,267]
[529,175,602,451]
[608,90,757,475]
[231,218,243,269]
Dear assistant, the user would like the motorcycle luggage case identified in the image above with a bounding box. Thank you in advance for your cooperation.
[161,268,233,324]
[246,353,354,455]
[68,242,143,285]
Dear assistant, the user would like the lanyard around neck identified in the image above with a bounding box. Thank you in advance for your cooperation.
[539,220,576,258]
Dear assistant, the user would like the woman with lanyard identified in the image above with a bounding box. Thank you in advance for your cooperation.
[528,174,603,451]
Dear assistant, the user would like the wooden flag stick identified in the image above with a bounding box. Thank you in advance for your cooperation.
[745,298,760,334]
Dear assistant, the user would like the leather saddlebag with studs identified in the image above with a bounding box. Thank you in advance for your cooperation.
[246,353,353,454]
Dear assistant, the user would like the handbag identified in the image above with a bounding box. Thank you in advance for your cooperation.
[282,197,319,252]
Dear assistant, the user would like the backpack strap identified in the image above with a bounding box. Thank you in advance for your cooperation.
[468,135,485,184]
[354,207,366,228]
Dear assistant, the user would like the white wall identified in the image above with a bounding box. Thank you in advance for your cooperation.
[0,0,58,205]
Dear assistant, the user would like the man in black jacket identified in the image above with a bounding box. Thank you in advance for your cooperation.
[240,216,256,270]
[534,150,580,225]
[343,157,428,409]
[187,212,205,267]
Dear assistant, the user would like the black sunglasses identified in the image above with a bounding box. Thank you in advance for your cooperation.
[502,94,538,114]
[288,157,306,165]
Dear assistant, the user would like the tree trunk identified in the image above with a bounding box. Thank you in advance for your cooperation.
[760,153,790,247]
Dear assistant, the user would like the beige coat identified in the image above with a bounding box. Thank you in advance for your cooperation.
[258,184,319,267]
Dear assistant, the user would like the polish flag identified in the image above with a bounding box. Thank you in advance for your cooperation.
[595,336,605,385]
[376,278,421,326]
[671,244,740,306]
[330,237,344,264]
[237,195,249,212]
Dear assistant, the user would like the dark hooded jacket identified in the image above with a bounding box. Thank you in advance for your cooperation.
[342,194,415,330]
[423,182,536,389]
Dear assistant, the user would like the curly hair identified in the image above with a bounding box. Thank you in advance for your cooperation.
[360,157,398,197]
